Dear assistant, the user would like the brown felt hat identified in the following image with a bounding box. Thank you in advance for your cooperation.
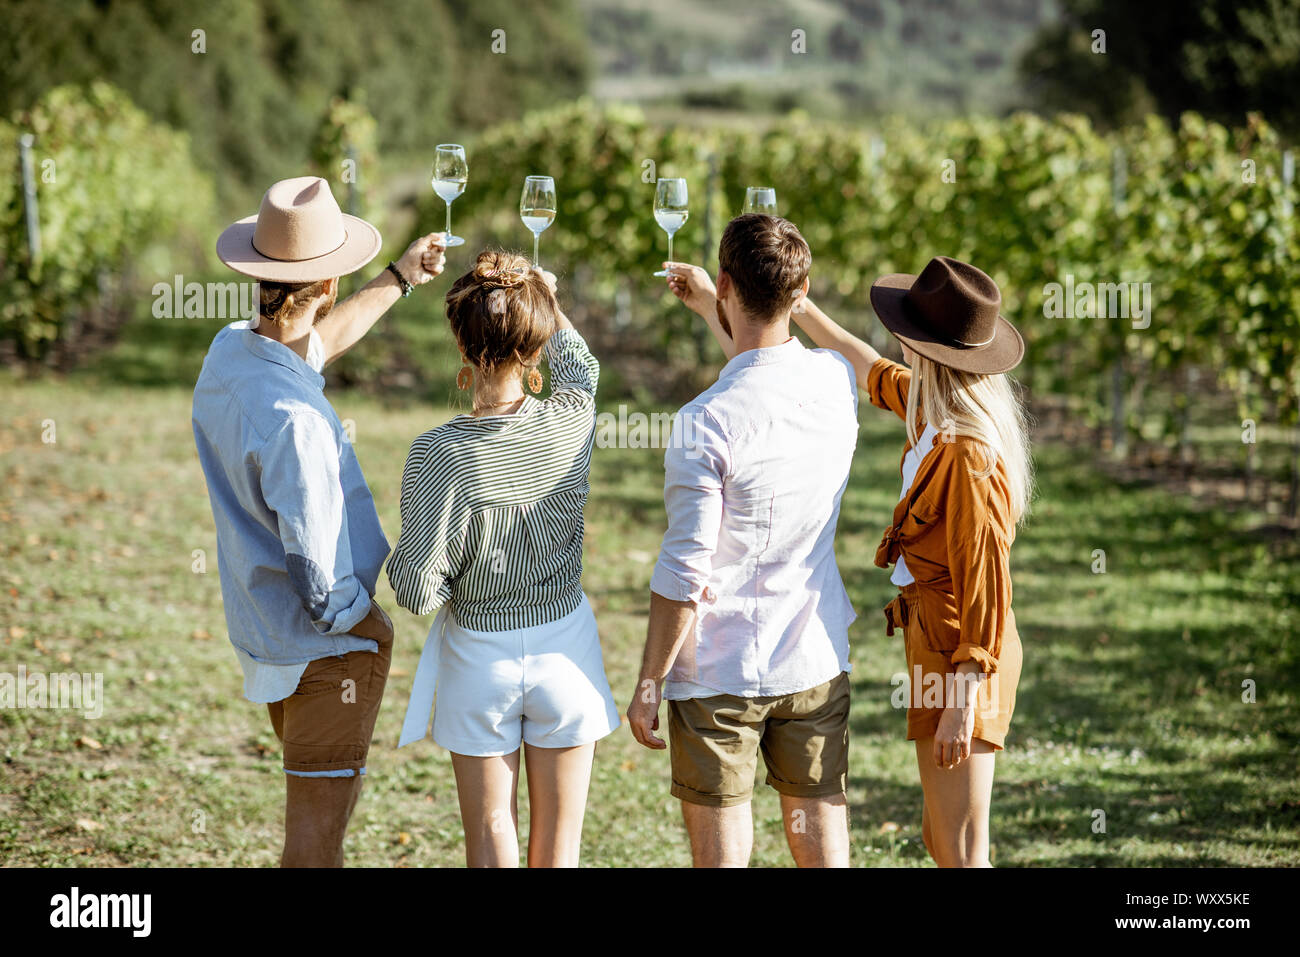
[216,176,381,282]
[870,256,1024,374]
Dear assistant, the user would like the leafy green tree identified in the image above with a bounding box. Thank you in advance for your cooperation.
[1019,0,1300,135]
[0,0,589,199]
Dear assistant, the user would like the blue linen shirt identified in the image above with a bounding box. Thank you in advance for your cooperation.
[192,321,389,670]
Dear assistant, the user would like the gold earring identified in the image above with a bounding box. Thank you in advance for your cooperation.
[526,368,543,393]
[457,365,473,390]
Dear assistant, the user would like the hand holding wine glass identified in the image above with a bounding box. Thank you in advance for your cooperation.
[652,178,689,277]
[431,144,468,248]
[520,175,556,267]
[663,262,716,318]
[396,232,448,286]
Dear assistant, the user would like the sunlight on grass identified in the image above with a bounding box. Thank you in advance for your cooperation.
[1,371,1297,867]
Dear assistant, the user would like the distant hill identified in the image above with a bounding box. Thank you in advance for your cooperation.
[580,0,1059,118]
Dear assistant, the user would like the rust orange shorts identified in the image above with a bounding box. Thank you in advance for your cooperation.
[885,584,1021,749]
[266,634,392,778]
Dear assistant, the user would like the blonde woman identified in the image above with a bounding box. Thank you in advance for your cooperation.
[792,256,1030,867]
[388,251,620,867]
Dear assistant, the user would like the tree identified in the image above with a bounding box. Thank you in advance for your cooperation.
[1018,0,1300,135]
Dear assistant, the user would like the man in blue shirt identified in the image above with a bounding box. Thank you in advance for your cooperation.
[193,176,445,866]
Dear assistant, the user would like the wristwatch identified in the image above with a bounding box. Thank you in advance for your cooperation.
[387,261,413,297]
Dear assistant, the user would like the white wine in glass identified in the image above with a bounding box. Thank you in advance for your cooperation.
[520,175,557,267]
[431,143,468,247]
[652,177,688,277]
[743,186,777,215]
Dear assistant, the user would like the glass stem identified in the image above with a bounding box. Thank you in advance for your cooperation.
[667,232,674,263]
[445,201,453,237]
[533,232,540,267]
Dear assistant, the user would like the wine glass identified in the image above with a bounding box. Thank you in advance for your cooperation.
[431,144,468,247]
[652,177,688,277]
[520,175,556,267]
[743,186,777,215]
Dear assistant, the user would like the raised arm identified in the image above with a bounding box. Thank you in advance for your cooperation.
[790,297,882,385]
[314,232,448,366]
[663,262,737,360]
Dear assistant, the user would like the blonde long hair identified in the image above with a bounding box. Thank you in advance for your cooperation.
[906,353,1035,524]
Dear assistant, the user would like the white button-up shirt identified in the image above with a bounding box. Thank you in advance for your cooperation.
[651,337,859,699]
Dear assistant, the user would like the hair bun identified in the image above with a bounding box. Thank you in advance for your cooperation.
[472,251,530,290]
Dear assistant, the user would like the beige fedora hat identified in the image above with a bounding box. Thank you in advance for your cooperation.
[216,176,382,282]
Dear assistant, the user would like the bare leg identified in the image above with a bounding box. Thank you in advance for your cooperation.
[270,698,365,869]
[522,742,595,867]
[282,773,363,868]
[451,749,521,867]
[913,736,997,867]
[681,801,753,867]
[779,793,850,867]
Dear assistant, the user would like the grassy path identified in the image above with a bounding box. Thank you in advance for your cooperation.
[1,374,1297,866]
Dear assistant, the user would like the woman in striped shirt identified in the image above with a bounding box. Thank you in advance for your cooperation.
[388,250,619,867]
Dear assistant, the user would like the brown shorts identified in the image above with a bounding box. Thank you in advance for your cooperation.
[266,635,392,778]
[667,672,850,808]
[885,584,1021,749]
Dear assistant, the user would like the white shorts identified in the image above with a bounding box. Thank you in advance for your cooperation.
[432,594,621,757]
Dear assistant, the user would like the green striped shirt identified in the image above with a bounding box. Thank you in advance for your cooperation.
[386,329,599,631]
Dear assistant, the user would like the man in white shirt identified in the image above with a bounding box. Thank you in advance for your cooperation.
[627,215,860,867]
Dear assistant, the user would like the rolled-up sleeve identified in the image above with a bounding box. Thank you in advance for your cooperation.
[944,449,1012,674]
[866,357,911,421]
[386,435,462,616]
[258,412,372,636]
[650,407,728,603]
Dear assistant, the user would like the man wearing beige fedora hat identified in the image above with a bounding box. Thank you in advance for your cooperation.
[193,176,446,866]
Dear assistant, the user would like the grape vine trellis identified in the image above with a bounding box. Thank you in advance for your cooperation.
[426,100,1298,513]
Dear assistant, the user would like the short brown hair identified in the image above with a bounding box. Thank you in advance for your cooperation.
[445,250,559,373]
[718,214,811,321]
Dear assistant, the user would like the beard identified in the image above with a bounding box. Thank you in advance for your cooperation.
[311,287,339,324]
[715,300,733,340]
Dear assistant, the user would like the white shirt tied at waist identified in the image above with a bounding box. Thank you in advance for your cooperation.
[650,337,860,701]
[399,606,451,747]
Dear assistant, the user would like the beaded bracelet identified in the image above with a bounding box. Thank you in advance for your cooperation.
[387,261,413,297]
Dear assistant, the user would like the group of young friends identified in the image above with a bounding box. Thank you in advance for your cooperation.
[193,175,1032,868]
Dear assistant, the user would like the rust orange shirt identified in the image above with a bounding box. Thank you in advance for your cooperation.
[866,357,1017,675]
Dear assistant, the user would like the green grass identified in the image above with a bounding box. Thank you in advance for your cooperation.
[1,345,1298,867]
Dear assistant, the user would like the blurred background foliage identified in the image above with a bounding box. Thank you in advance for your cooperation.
[0,0,1296,507]
[0,82,215,360]
[0,0,590,199]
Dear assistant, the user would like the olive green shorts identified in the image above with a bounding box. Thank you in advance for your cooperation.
[667,671,850,808]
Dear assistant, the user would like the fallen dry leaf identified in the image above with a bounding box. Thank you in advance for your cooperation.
[76,736,103,751]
